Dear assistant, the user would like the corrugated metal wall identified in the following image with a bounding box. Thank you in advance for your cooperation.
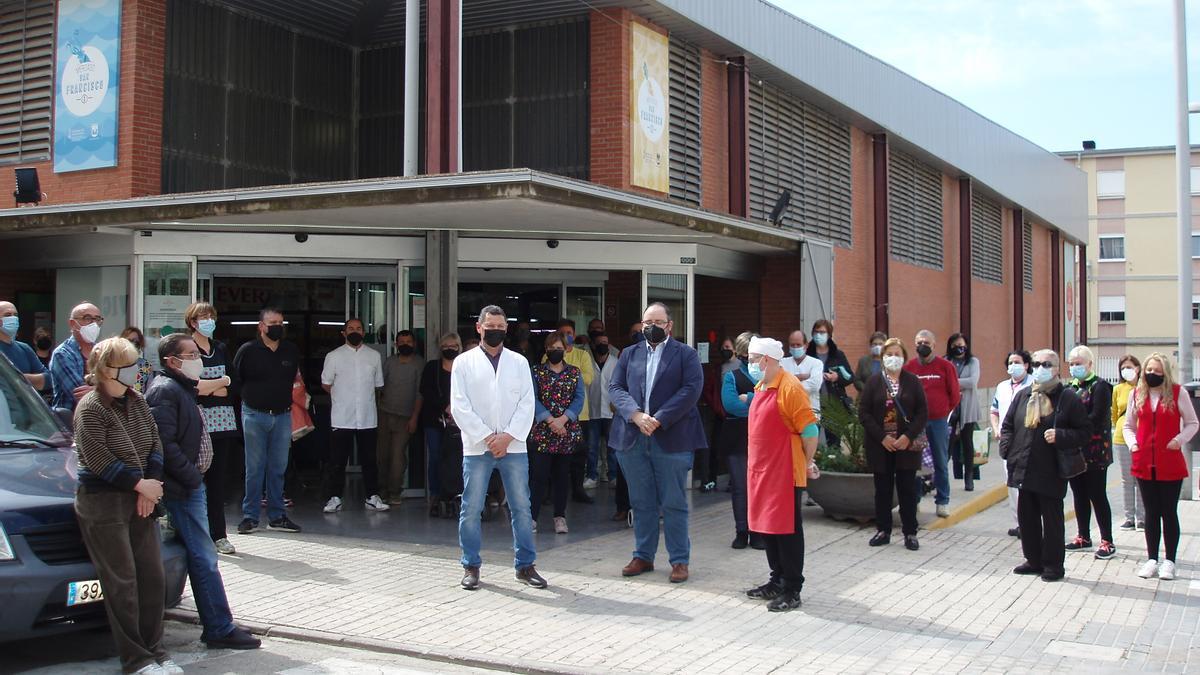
[971,192,1003,284]
[668,37,702,207]
[888,149,943,270]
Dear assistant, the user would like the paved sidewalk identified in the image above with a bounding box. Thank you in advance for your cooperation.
[173,477,1199,674]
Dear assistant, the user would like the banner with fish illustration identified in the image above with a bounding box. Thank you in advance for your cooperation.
[53,0,122,173]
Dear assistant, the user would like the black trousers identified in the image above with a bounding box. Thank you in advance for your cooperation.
[570,443,588,497]
[728,453,748,532]
[326,428,379,500]
[1017,489,1065,573]
[203,436,235,541]
[1068,466,1113,543]
[530,451,570,520]
[1138,478,1182,562]
[763,488,806,592]
[951,422,979,480]
[873,455,918,535]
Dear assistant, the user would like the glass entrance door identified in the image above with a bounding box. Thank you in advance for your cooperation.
[136,256,196,369]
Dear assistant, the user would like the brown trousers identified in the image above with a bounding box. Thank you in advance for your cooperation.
[75,489,167,673]
[376,412,413,498]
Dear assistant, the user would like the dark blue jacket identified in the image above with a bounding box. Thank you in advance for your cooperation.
[145,368,204,501]
[607,337,707,453]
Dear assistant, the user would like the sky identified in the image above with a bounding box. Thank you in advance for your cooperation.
[769,0,1200,153]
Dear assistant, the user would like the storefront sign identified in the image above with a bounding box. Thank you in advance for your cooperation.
[53,0,122,173]
[630,23,669,193]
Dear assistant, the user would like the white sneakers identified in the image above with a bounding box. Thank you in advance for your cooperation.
[323,496,343,513]
[1137,559,1178,580]
[1158,560,1177,580]
[365,495,391,511]
[214,537,236,555]
[1136,559,1158,578]
[134,660,183,675]
[554,516,569,534]
[582,478,598,489]
[935,504,950,518]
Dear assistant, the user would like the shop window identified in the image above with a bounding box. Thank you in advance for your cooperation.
[1098,296,1125,323]
[0,0,53,163]
[1098,236,1125,261]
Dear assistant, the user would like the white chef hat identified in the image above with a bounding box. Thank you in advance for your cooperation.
[748,336,784,361]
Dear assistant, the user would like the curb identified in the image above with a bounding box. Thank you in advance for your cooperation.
[165,609,579,675]
[926,481,1008,530]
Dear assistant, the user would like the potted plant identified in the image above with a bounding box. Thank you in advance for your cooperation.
[805,394,895,521]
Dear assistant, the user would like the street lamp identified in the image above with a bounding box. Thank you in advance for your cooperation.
[1174,0,1196,500]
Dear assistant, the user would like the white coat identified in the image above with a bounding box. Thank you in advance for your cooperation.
[450,346,536,456]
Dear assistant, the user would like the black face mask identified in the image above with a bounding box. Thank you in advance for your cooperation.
[482,329,506,348]
[265,325,284,342]
[441,348,459,361]
[1145,373,1165,388]
[396,344,415,356]
[950,346,966,357]
[593,344,609,356]
[36,337,52,350]
[720,348,734,361]
[588,330,603,342]
[346,333,364,346]
[643,323,667,345]
[546,349,566,364]
[916,344,932,358]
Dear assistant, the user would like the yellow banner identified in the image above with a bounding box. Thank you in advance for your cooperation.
[630,23,670,193]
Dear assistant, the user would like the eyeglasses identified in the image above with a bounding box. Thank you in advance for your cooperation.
[174,353,200,361]
[1030,361,1055,369]
[643,320,669,327]
[75,315,104,325]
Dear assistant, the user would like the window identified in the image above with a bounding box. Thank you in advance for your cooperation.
[1193,295,1200,322]
[1098,296,1126,323]
[1193,233,1200,259]
[888,150,944,269]
[1098,235,1126,261]
[0,0,54,163]
[1191,166,1200,195]
[971,192,1003,284]
[1096,170,1125,198]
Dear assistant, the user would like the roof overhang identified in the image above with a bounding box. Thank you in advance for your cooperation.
[0,170,801,254]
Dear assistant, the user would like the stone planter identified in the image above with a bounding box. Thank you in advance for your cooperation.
[806,470,896,522]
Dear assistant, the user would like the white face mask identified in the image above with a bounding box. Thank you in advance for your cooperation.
[1032,366,1055,384]
[1007,363,1027,380]
[1121,367,1138,383]
[114,363,140,390]
[870,344,883,356]
[78,321,102,344]
[176,356,204,381]
[882,355,904,372]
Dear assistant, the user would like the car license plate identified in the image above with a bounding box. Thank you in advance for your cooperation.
[66,579,104,606]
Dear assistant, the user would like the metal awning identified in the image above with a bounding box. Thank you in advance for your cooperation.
[0,169,802,253]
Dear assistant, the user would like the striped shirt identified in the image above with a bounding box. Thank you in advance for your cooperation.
[50,336,87,411]
[74,389,163,492]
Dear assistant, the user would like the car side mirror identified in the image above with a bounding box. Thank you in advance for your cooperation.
[53,407,74,432]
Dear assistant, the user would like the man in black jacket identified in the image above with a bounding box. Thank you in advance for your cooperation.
[147,333,260,650]
[999,348,1090,582]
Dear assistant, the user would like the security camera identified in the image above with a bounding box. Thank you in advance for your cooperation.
[295,233,309,243]
[546,239,559,249]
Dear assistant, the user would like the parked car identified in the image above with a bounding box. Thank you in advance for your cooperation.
[0,353,187,642]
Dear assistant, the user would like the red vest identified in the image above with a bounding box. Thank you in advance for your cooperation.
[1132,384,1187,481]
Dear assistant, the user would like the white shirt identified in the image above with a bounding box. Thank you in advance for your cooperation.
[450,346,536,456]
[990,375,1032,431]
[588,350,619,420]
[321,344,384,429]
[781,355,824,417]
[645,338,668,410]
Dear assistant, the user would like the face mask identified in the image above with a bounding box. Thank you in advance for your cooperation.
[482,329,506,348]
[1032,366,1054,384]
[871,344,883,356]
[812,333,829,346]
[1121,367,1138,383]
[346,332,364,347]
[951,346,966,358]
[396,344,415,356]
[643,323,667,345]
[441,348,459,360]
[588,330,603,342]
[1,316,18,338]
[1068,364,1087,380]
[1145,373,1165,388]
[175,356,204,381]
[265,324,284,342]
[747,362,764,382]
[115,363,140,390]
[882,355,904,372]
[78,321,102,344]
[197,318,216,338]
[790,347,806,359]
[564,334,575,346]
[1008,363,1027,379]
[915,344,932,359]
[547,349,566,364]
[593,344,609,356]
[720,348,733,361]
[36,337,52,350]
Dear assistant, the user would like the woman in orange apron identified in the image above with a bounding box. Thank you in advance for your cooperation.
[744,337,819,612]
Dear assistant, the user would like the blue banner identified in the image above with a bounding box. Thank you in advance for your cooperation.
[53,0,122,173]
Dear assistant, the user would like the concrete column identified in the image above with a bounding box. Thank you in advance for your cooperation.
[425,231,459,349]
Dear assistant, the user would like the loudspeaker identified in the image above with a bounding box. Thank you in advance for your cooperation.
[14,168,41,206]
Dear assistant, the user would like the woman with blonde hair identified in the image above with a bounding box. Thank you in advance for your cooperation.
[1064,345,1115,559]
[1123,353,1198,580]
[73,337,181,674]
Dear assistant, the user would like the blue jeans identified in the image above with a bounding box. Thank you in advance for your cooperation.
[925,418,951,505]
[163,485,236,641]
[459,452,536,569]
[584,419,612,481]
[617,435,693,565]
[241,406,292,522]
[425,426,443,498]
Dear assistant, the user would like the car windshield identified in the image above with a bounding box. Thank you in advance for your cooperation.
[0,356,68,447]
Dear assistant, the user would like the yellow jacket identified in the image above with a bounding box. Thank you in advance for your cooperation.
[543,346,595,421]
[756,369,818,487]
[1112,380,1134,446]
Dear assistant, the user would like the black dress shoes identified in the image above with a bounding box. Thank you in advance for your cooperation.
[1013,561,1043,576]
[869,531,891,546]
[904,535,919,551]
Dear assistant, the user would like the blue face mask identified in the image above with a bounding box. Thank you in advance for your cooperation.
[0,315,18,338]
[197,318,216,338]
[1007,363,1027,380]
[565,334,574,346]
[812,333,829,346]
[790,347,805,359]
[1033,366,1055,384]
[747,362,764,382]
[1069,365,1087,380]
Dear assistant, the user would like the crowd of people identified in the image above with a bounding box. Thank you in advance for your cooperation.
[0,294,1196,669]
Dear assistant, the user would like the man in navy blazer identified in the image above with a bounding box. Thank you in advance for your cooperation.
[608,302,706,583]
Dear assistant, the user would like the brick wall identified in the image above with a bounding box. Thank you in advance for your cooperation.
[25,0,165,206]
[759,252,802,339]
[699,48,729,213]
[830,127,875,366]
[972,210,1013,386]
[1024,221,1054,353]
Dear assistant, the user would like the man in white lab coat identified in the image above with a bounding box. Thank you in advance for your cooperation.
[451,304,544,591]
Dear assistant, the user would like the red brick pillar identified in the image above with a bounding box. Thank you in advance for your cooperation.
[589,8,632,189]
[699,48,729,213]
[727,56,749,217]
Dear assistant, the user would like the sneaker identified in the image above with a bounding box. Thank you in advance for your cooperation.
[1136,521,1146,531]
[532,520,538,534]
[1065,535,1093,550]
[323,496,343,513]
[204,626,261,650]
[554,516,569,534]
[1119,519,1136,531]
[157,659,184,675]
[767,590,802,612]
[1095,540,1116,560]
[267,516,301,533]
[582,478,598,490]
[214,538,236,555]
[133,665,164,675]
[1137,559,1159,579]
[365,495,391,511]
[1159,560,1177,581]
[746,581,784,600]
[700,481,717,493]
[236,519,257,535]
[1007,527,1021,538]
[935,504,949,518]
